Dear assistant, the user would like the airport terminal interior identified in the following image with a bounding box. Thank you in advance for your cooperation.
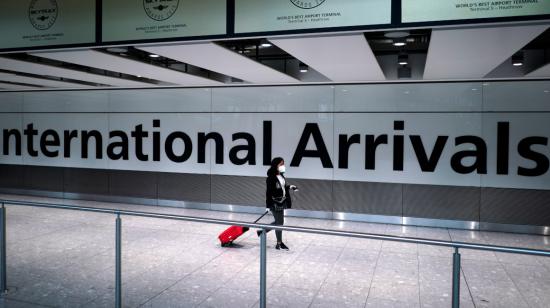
[0,0,550,307]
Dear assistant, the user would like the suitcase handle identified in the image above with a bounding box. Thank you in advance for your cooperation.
[253,210,270,224]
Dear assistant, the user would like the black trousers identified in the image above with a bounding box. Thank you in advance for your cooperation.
[266,207,285,242]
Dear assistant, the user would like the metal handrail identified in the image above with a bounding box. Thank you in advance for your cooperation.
[1,198,550,308]
[2,199,549,256]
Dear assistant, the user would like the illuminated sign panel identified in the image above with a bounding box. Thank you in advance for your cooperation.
[403,0,550,23]
[0,0,96,49]
[235,0,391,33]
[102,0,226,42]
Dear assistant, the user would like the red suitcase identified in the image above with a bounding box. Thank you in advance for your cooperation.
[219,211,269,247]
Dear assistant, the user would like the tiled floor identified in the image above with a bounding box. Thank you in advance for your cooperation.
[0,194,549,308]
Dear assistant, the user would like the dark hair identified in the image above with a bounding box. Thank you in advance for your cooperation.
[267,157,284,176]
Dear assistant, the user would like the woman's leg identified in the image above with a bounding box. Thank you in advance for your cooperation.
[273,209,284,243]
[263,209,282,235]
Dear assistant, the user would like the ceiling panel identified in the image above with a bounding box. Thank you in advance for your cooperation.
[0,57,154,87]
[0,81,40,90]
[138,43,298,84]
[31,50,221,86]
[0,72,94,88]
[269,34,385,82]
[424,25,549,79]
[526,62,550,78]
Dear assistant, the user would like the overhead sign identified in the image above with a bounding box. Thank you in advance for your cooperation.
[0,0,96,50]
[235,0,391,33]
[402,0,550,23]
[1,82,550,191]
[102,0,226,42]
[1,113,550,190]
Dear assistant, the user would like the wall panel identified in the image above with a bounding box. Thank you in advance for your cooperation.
[1,82,549,230]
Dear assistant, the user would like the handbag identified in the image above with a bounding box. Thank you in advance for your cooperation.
[271,196,287,211]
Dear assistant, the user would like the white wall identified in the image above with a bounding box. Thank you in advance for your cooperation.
[1,81,549,190]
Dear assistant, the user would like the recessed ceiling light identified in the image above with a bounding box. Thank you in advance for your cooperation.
[106,47,128,53]
[385,31,410,38]
[393,39,406,47]
[299,62,308,73]
[149,54,160,58]
[261,42,272,47]
[136,75,142,78]
[398,54,408,66]
[511,52,523,67]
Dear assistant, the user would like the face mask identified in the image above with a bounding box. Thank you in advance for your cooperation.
[278,165,286,173]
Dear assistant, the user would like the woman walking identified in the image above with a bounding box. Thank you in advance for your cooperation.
[258,157,297,250]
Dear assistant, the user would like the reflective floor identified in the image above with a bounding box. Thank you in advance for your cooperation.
[0,194,549,308]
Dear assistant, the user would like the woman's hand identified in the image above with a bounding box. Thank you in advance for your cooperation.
[290,185,298,191]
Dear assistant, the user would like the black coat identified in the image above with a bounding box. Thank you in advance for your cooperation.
[265,173,292,209]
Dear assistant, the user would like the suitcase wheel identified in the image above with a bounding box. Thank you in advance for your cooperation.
[221,241,233,247]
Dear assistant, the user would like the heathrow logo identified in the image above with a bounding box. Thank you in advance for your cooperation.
[290,0,326,9]
[143,0,179,21]
[28,0,58,30]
